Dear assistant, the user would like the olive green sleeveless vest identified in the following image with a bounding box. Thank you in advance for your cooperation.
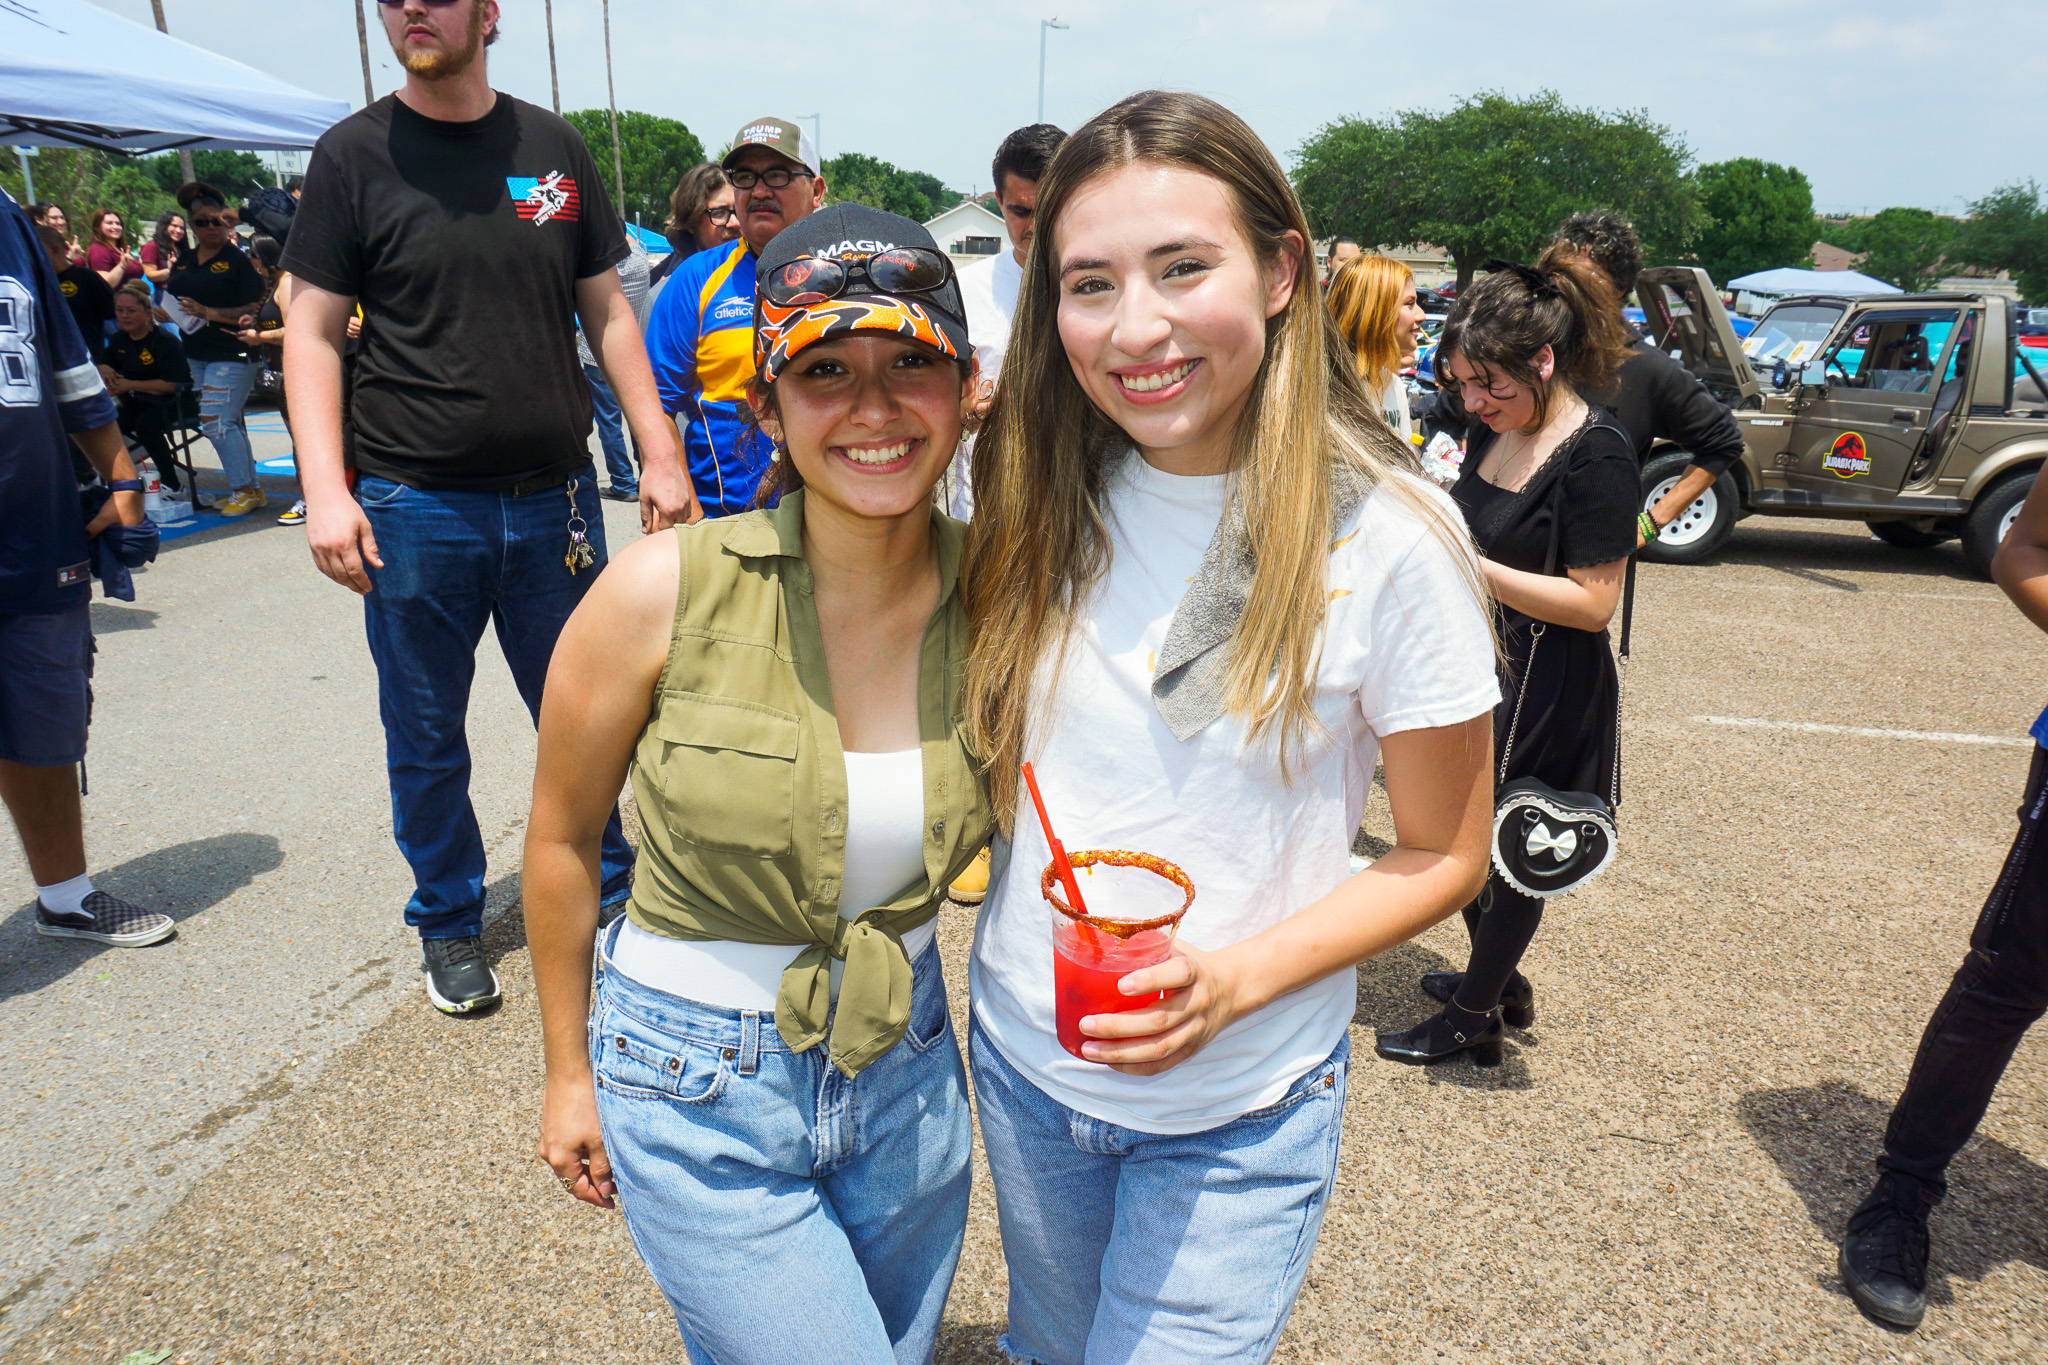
[624,491,992,1076]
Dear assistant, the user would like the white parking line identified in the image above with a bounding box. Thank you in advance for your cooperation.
[1736,583,2001,602]
[1693,716,2030,747]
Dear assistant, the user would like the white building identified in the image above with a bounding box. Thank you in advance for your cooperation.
[924,200,1008,269]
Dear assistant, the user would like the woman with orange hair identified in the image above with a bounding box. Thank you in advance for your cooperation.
[1326,252,1427,444]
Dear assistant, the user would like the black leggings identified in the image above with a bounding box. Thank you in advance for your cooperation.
[117,399,181,490]
[1455,875,1542,1012]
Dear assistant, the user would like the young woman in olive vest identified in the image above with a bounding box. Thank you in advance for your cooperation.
[525,205,989,1363]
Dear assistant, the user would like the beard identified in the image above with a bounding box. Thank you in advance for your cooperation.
[395,2,487,81]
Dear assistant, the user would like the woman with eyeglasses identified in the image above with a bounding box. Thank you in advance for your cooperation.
[85,210,145,291]
[650,163,739,291]
[528,204,988,1363]
[1373,248,1638,1067]
[140,211,189,292]
[164,181,268,518]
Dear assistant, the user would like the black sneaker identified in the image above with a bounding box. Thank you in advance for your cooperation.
[35,891,175,947]
[421,935,501,1015]
[1840,1172,1931,1329]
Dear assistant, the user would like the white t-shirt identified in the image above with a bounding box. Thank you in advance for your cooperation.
[1382,372,1415,447]
[970,453,1499,1133]
[947,250,1023,520]
[614,749,929,1007]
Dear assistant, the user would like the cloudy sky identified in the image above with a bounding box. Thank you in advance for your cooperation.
[94,0,2040,216]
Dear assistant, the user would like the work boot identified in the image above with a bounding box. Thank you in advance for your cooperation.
[1840,1171,1931,1329]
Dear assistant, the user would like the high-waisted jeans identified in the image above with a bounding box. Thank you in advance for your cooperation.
[591,918,972,1364]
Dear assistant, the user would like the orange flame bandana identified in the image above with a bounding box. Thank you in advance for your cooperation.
[755,293,961,384]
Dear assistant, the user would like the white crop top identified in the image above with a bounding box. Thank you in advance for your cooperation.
[611,749,930,1009]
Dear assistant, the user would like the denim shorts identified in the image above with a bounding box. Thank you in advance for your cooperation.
[590,918,973,1365]
[0,607,94,767]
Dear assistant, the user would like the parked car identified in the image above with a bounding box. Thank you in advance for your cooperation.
[1634,267,2048,577]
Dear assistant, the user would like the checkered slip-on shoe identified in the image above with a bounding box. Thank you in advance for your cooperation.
[35,891,176,947]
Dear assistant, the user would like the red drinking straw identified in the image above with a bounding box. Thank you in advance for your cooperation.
[1021,761,1090,919]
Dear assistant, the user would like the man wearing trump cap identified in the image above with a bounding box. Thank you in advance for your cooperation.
[644,116,827,516]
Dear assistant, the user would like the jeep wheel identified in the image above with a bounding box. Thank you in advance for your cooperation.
[1639,452,1737,564]
[1963,470,2035,579]
[1867,518,1955,549]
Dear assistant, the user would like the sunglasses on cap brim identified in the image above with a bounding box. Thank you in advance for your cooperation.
[762,247,952,310]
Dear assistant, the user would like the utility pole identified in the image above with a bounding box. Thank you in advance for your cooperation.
[1038,17,1068,124]
[544,0,560,115]
[149,0,196,183]
[354,0,375,107]
[602,0,625,217]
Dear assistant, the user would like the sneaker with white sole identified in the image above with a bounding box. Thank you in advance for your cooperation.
[35,891,175,947]
[277,499,307,526]
[214,487,266,517]
[421,935,501,1014]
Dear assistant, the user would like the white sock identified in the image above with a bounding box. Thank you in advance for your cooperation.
[36,873,94,917]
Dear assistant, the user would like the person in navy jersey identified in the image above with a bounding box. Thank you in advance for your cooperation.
[282,0,692,1017]
[0,190,172,951]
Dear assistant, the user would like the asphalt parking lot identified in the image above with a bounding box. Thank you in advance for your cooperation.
[3,452,2044,1362]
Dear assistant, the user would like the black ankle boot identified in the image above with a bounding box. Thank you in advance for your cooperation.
[1419,971,1535,1028]
[1375,1002,1504,1067]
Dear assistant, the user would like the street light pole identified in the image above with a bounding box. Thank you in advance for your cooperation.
[1038,18,1068,124]
[795,114,821,167]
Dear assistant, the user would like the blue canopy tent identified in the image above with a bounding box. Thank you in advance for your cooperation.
[1,0,349,153]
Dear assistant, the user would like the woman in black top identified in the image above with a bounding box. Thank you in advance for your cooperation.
[164,182,267,517]
[102,283,193,492]
[1376,248,1639,1066]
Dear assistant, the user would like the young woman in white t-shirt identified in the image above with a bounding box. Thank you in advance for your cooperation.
[961,90,1503,1363]
[1327,252,1428,446]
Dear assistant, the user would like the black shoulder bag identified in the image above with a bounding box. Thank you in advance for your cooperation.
[1489,459,1635,899]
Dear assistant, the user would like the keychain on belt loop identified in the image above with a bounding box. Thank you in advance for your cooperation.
[564,478,596,575]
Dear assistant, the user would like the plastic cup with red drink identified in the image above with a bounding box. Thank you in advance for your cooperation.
[1040,850,1195,1061]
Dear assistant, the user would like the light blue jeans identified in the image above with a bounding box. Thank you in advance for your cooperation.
[592,918,972,1365]
[969,1017,1349,1365]
[187,357,258,490]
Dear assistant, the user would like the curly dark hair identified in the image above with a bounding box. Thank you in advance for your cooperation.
[1552,209,1642,303]
[1437,248,1634,431]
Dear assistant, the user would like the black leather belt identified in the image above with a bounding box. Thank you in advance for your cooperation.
[504,471,575,499]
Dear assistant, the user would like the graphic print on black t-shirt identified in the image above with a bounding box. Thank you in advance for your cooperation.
[163,248,263,363]
[282,93,626,491]
[105,325,190,392]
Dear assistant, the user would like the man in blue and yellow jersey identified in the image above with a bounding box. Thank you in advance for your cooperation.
[645,116,827,516]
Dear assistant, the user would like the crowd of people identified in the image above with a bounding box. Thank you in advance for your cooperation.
[2,0,2042,1356]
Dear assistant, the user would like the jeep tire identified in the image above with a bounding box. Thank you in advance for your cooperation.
[1963,470,2035,580]
[1866,518,1955,549]
[1639,450,1738,565]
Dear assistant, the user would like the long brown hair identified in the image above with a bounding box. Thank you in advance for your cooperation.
[1326,253,1412,398]
[88,208,129,253]
[963,90,1484,829]
[1437,248,1632,430]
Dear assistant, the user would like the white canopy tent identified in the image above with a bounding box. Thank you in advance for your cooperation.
[1726,267,1903,299]
[1,0,351,153]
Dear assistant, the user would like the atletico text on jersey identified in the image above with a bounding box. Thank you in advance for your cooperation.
[281,93,626,491]
[0,189,117,616]
[643,238,775,517]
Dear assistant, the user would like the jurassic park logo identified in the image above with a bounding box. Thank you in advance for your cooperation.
[1821,431,1872,479]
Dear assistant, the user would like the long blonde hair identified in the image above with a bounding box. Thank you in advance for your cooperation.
[1327,254,1413,398]
[963,90,1485,830]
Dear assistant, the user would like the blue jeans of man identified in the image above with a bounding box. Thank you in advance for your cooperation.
[357,468,633,939]
[583,363,638,496]
[187,357,259,491]
[591,918,972,1365]
[969,1017,1349,1365]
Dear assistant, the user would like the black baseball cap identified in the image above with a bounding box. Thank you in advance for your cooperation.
[753,203,971,383]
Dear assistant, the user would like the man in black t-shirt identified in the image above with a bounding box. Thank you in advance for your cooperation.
[1550,211,1747,545]
[281,0,690,1016]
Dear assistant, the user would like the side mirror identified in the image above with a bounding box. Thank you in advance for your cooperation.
[1800,361,1829,388]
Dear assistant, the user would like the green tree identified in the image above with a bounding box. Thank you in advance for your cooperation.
[562,109,706,225]
[1814,217,1866,254]
[1859,207,1954,292]
[1,148,179,235]
[822,152,953,222]
[1689,158,1814,285]
[1954,182,2048,302]
[1294,90,1701,290]
[143,149,275,200]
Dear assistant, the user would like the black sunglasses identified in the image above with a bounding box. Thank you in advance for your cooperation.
[727,166,809,190]
[763,248,953,309]
[191,216,226,228]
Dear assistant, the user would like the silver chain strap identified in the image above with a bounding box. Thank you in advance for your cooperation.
[1497,622,1544,783]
